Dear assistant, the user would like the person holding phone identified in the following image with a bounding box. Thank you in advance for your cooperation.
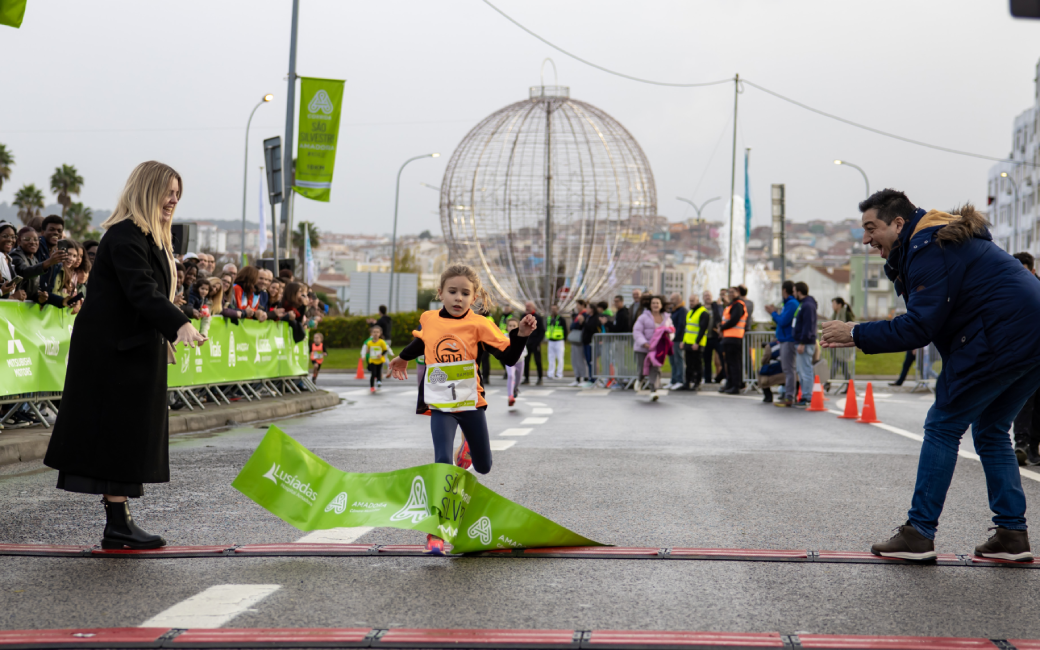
[0,222,26,301]
[44,161,206,550]
[10,226,66,304]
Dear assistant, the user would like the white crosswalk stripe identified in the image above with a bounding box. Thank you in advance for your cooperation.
[139,584,280,628]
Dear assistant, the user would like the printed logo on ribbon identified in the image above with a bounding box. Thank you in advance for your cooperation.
[429,368,448,384]
[261,462,318,502]
[325,492,349,514]
[390,475,430,524]
[308,90,334,115]
[468,516,492,545]
[438,524,458,540]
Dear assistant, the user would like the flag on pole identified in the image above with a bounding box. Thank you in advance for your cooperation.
[0,0,27,28]
[304,223,316,285]
[744,149,752,243]
[258,169,268,256]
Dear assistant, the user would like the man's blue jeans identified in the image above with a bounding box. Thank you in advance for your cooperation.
[908,359,1040,539]
[670,345,684,386]
[795,346,814,400]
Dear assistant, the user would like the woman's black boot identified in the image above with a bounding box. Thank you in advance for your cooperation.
[101,498,165,550]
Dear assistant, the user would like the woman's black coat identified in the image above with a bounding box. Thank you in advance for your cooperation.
[44,220,190,483]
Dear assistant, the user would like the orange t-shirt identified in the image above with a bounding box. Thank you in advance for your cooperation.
[413,308,510,408]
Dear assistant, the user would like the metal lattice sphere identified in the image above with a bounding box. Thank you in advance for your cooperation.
[440,85,656,312]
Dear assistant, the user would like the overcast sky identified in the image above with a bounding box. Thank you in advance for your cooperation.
[1,1,1037,237]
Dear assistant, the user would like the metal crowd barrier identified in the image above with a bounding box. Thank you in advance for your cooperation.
[167,376,318,412]
[742,331,855,395]
[910,343,940,393]
[590,333,639,389]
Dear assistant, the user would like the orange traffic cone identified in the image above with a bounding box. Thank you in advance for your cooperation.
[355,357,365,379]
[857,382,880,423]
[807,374,827,412]
[838,380,859,419]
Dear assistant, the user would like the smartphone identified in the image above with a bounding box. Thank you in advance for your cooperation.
[7,276,22,286]
[66,292,84,305]
[56,240,69,253]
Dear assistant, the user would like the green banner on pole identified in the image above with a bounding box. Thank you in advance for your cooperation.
[294,77,345,202]
[0,0,27,28]
[232,426,603,553]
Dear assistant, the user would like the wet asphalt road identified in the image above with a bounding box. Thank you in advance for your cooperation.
[0,374,1036,638]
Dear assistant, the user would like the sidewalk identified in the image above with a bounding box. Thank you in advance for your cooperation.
[0,390,341,466]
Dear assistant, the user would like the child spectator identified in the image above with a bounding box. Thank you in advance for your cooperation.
[310,332,326,382]
[192,278,213,336]
[280,282,308,342]
[361,326,391,393]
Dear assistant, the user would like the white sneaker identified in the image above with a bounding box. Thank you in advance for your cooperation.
[568,380,580,387]
[579,381,596,389]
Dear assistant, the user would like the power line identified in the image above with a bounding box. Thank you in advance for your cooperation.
[482,0,732,88]
[483,0,1033,168]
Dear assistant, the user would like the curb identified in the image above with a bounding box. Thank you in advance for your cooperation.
[0,390,341,467]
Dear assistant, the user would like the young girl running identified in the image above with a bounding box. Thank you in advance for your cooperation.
[504,316,527,408]
[361,326,391,393]
[387,264,534,555]
[310,332,326,383]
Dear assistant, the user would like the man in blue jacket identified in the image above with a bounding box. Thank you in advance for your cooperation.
[822,189,1039,562]
[791,282,818,408]
[765,280,798,406]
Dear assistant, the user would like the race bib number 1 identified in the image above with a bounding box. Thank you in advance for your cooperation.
[425,359,478,412]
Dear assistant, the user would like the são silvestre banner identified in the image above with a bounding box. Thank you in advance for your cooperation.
[0,301,307,396]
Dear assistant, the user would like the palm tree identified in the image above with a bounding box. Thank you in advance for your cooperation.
[0,144,13,192]
[13,184,45,224]
[292,221,321,266]
[65,202,94,240]
[50,164,84,217]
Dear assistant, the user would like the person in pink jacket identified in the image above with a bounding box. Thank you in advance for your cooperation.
[632,295,673,398]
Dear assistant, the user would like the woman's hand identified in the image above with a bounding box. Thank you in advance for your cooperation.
[256,310,268,322]
[11,289,26,301]
[244,307,255,319]
[388,356,408,380]
[518,314,537,337]
[173,321,207,350]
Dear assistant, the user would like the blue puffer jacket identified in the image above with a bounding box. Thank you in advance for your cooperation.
[854,205,1040,408]
[771,295,798,342]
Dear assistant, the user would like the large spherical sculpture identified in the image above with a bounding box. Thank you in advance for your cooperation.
[440,84,656,311]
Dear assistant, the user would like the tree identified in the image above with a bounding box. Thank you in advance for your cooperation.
[393,247,420,274]
[0,144,13,192]
[65,202,94,240]
[418,229,432,240]
[50,164,84,217]
[292,221,321,266]
[13,184,44,224]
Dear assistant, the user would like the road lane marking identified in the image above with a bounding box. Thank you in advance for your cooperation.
[521,417,548,425]
[576,389,610,396]
[338,390,368,397]
[295,528,373,544]
[520,389,555,396]
[490,440,516,451]
[531,407,553,415]
[138,584,280,629]
[499,428,533,436]
[526,401,547,406]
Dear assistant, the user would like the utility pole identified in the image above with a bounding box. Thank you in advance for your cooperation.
[727,74,740,287]
[279,0,300,274]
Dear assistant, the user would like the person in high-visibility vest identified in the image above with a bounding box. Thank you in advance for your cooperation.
[680,293,709,391]
[545,303,569,380]
[716,286,746,395]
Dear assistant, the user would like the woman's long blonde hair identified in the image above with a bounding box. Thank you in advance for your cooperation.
[439,263,493,312]
[100,161,181,251]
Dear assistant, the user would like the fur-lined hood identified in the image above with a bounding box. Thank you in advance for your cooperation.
[910,204,990,245]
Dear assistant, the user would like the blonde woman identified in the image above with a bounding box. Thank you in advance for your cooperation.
[44,161,206,550]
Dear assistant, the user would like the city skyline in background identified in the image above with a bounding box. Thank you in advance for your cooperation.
[1,1,1038,239]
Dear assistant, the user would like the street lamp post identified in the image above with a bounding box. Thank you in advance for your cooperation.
[388,153,440,313]
[240,94,273,266]
[1000,171,1024,252]
[835,160,871,319]
[676,196,721,266]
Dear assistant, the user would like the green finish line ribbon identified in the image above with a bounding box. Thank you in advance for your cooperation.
[232,426,603,553]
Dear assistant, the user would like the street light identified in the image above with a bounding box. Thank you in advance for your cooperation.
[999,171,1032,251]
[835,159,871,319]
[240,94,273,265]
[419,182,441,192]
[389,153,440,312]
[676,196,720,266]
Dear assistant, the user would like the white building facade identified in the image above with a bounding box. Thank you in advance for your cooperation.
[988,58,1040,255]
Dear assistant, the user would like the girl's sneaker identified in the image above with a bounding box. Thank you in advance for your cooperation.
[424,534,446,555]
[370,387,376,394]
[454,440,473,470]
[508,396,516,407]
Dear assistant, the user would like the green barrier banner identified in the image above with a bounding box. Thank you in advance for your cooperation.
[232,426,603,553]
[0,301,75,395]
[167,318,308,387]
[294,77,345,202]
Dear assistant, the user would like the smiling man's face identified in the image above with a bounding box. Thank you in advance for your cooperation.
[861,208,906,259]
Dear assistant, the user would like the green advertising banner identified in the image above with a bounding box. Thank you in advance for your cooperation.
[0,302,307,397]
[233,426,603,554]
[294,77,345,202]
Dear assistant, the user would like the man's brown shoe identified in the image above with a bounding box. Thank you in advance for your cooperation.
[974,527,1033,562]
[870,523,937,561]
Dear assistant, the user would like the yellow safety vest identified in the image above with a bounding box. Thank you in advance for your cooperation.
[722,299,747,339]
[683,306,708,346]
[498,315,510,334]
[547,316,565,340]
